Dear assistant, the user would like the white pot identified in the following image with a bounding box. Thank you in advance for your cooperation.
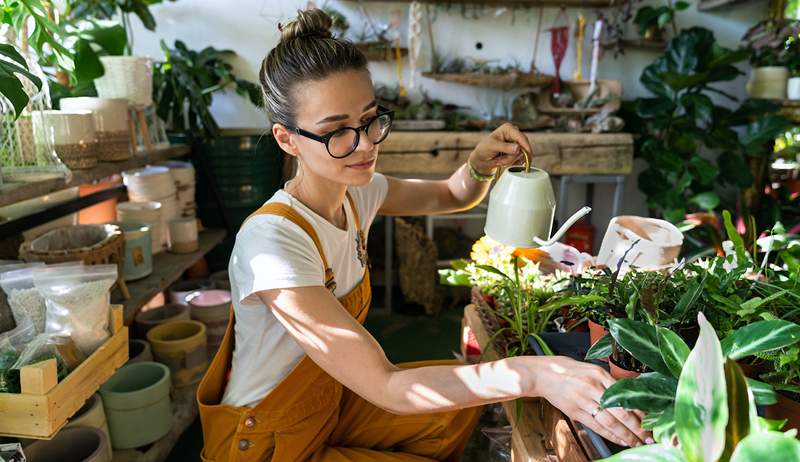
[788,77,800,100]
[746,66,789,100]
[94,56,153,109]
[59,97,130,132]
[596,216,683,271]
[35,110,96,145]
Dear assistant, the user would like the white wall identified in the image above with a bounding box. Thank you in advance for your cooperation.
[129,0,770,245]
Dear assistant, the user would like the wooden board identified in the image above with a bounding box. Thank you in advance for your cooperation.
[0,145,191,208]
[0,305,128,439]
[377,132,633,177]
[464,304,591,462]
[117,228,227,325]
[362,0,615,7]
[113,384,198,462]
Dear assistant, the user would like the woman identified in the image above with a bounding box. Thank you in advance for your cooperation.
[198,9,650,461]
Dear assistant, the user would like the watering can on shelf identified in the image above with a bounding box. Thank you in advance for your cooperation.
[484,148,591,249]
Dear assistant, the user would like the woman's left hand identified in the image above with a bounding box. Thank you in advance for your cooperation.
[469,123,533,175]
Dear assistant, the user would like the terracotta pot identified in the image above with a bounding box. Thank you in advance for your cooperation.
[765,393,800,435]
[25,427,111,462]
[609,358,641,380]
[737,358,770,379]
[588,320,608,346]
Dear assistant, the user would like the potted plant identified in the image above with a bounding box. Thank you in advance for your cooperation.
[599,312,800,460]
[743,19,800,100]
[785,34,800,100]
[632,1,688,43]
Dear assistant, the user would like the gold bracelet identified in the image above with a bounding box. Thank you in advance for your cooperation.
[468,159,495,182]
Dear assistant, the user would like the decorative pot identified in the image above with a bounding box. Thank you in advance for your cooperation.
[746,66,789,100]
[146,320,208,387]
[94,57,153,109]
[25,427,111,462]
[588,320,609,363]
[59,97,132,162]
[789,77,800,100]
[134,303,191,339]
[36,110,98,170]
[115,222,152,281]
[128,339,153,364]
[99,362,172,449]
[609,357,641,380]
[66,394,113,462]
[596,216,683,271]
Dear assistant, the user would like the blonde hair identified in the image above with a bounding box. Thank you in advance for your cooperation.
[259,9,368,127]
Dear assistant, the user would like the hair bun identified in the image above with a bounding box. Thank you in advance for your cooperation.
[280,9,333,42]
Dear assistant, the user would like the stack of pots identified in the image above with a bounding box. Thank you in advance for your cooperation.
[146,320,208,387]
[161,161,197,218]
[99,362,172,449]
[59,98,133,162]
[117,201,163,255]
[134,303,191,339]
[36,110,98,170]
[187,289,231,357]
[64,394,113,461]
[123,166,179,250]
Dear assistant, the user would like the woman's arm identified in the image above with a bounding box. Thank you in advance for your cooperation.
[258,285,652,447]
[379,123,532,217]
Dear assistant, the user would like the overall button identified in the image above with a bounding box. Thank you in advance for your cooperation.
[238,439,251,451]
[244,417,256,428]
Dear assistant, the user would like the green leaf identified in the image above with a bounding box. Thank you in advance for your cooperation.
[642,410,664,429]
[600,444,685,461]
[476,265,513,282]
[675,0,690,9]
[721,360,754,462]
[653,406,677,443]
[657,11,673,29]
[72,38,104,83]
[729,431,800,462]
[675,312,728,462]
[585,333,612,360]
[78,19,127,56]
[438,269,471,287]
[723,210,747,265]
[601,372,678,413]
[671,277,705,321]
[658,327,691,378]
[718,154,753,188]
[741,116,792,154]
[689,191,720,211]
[721,320,800,360]
[756,417,786,431]
[681,93,714,128]
[609,319,672,376]
[689,156,719,186]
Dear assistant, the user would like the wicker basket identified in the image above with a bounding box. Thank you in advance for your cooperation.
[94,57,153,109]
[536,80,622,116]
[19,224,130,299]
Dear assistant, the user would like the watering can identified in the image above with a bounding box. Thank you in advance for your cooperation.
[484,148,591,248]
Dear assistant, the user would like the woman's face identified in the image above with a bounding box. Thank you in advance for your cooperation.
[280,69,379,187]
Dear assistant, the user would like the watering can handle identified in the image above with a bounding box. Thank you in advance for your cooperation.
[532,206,592,247]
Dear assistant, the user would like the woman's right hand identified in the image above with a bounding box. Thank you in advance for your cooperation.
[532,356,653,448]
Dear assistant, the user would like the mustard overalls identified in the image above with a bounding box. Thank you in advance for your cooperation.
[197,194,482,461]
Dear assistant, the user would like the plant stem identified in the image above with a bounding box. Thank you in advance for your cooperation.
[665,0,678,37]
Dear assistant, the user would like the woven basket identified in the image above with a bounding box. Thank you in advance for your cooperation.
[19,224,130,299]
[95,57,153,109]
[536,80,622,116]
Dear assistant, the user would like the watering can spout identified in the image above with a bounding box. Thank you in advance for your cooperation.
[532,206,592,247]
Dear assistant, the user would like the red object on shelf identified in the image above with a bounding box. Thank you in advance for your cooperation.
[564,221,594,254]
[79,177,122,224]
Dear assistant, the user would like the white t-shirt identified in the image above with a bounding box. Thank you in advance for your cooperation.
[221,173,389,408]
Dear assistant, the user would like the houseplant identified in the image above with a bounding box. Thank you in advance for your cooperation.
[742,19,800,100]
[632,1,688,42]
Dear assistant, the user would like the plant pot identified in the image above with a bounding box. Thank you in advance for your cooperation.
[134,303,191,339]
[168,279,212,305]
[146,320,208,387]
[115,222,153,281]
[25,427,111,462]
[66,394,113,462]
[643,25,663,41]
[746,66,789,100]
[609,357,642,380]
[94,56,153,109]
[99,362,173,449]
[765,392,800,435]
[128,339,153,364]
[789,77,800,100]
[187,289,231,356]
[588,319,608,346]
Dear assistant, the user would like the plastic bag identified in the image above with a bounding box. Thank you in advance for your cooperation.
[0,334,70,393]
[0,261,43,335]
[34,264,117,356]
[0,262,84,335]
[0,442,25,462]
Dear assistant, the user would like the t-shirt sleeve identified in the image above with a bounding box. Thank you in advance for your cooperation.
[350,172,389,228]
[230,216,325,305]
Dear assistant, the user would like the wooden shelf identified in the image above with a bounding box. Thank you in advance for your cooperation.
[116,228,227,324]
[603,38,667,51]
[113,384,198,462]
[698,0,756,11]
[422,71,553,90]
[0,144,191,208]
[361,0,615,7]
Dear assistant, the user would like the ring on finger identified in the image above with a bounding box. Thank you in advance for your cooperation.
[591,407,603,418]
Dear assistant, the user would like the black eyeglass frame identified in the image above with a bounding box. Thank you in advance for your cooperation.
[290,105,395,159]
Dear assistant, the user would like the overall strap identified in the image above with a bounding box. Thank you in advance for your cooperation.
[248,203,337,292]
[344,191,362,234]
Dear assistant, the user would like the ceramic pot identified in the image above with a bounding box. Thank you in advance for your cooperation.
[94,57,153,109]
[168,279,212,305]
[789,77,800,100]
[485,167,591,248]
[147,320,208,387]
[115,222,152,281]
[596,216,683,271]
[60,97,132,162]
[99,362,172,449]
[209,270,230,291]
[187,289,231,356]
[65,395,113,461]
[168,218,198,253]
[36,110,98,170]
[765,393,800,434]
[609,358,641,380]
[128,339,153,364]
[134,303,191,339]
[746,66,789,100]
[25,427,111,462]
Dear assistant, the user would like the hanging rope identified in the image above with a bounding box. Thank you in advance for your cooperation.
[408,1,423,89]
[574,14,586,81]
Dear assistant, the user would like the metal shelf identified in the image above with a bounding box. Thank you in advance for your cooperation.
[0,144,191,208]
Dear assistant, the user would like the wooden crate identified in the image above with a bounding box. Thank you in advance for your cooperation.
[464,304,594,461]
[377,132,633,177]
[0,305,129,439]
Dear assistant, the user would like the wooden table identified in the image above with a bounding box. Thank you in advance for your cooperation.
[464,304,605,461]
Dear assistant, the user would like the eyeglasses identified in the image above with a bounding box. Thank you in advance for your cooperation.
[290,106,394,159]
